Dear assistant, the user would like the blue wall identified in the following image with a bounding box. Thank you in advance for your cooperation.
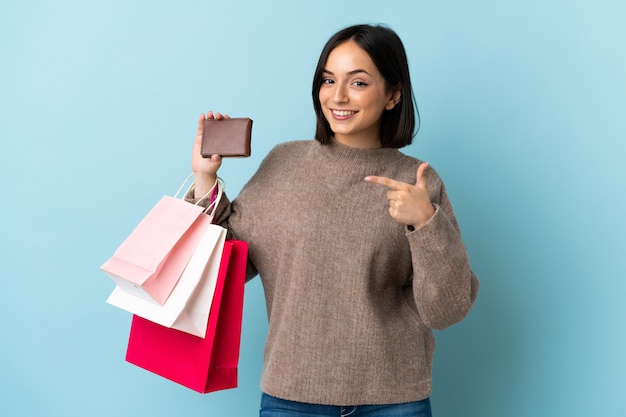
[1,1,625,416]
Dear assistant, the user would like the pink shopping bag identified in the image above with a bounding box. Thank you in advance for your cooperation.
[125,240,248,393]
[106,224,228,337]
[101,195,208,305]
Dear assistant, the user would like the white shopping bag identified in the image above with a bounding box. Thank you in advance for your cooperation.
[107,223,227,338]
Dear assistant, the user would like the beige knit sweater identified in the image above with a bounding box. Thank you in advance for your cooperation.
[191,138,479,405]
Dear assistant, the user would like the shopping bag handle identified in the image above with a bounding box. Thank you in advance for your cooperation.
[175,174,224,219]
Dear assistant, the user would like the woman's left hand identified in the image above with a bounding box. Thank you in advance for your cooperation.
[365,162,436,230]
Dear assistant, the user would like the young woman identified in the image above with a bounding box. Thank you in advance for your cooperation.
[188,24,479,417]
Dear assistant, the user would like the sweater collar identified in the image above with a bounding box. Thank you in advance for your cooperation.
[321,137,403,169]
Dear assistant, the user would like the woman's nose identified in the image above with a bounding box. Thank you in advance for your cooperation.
[333,83,348,103]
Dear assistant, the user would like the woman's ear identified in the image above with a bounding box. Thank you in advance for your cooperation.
[385,85,402,110]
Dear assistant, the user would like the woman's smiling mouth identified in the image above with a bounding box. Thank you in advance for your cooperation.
[331,109,358,118]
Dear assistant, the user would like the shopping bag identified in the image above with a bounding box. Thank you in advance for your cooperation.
[106,223,227,337]
[125,240,248,394]
[101,176,222,305]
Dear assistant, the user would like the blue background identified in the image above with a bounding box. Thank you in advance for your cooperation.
[1,1,625,416]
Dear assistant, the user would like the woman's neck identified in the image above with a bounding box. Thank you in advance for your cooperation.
[333,134,382,149]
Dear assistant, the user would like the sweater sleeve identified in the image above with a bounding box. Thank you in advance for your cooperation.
[406,183,479,330]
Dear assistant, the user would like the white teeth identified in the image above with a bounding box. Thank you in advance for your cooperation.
[333,110,356,116]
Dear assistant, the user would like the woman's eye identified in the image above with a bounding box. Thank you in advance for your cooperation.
[352,80,368,87]
[322,78,334,84]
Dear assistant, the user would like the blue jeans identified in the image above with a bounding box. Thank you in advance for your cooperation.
[259,393,432,417]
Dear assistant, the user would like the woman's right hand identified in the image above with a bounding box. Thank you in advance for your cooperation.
[191,111,229,198]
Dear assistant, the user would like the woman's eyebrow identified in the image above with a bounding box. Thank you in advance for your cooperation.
[323,68,372,76]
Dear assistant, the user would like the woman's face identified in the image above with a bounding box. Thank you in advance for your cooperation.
[318,40,400,149]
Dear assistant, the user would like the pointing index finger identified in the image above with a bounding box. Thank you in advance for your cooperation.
[364,175,406,190]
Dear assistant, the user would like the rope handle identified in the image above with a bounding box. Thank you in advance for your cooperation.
[175,173,225,219]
